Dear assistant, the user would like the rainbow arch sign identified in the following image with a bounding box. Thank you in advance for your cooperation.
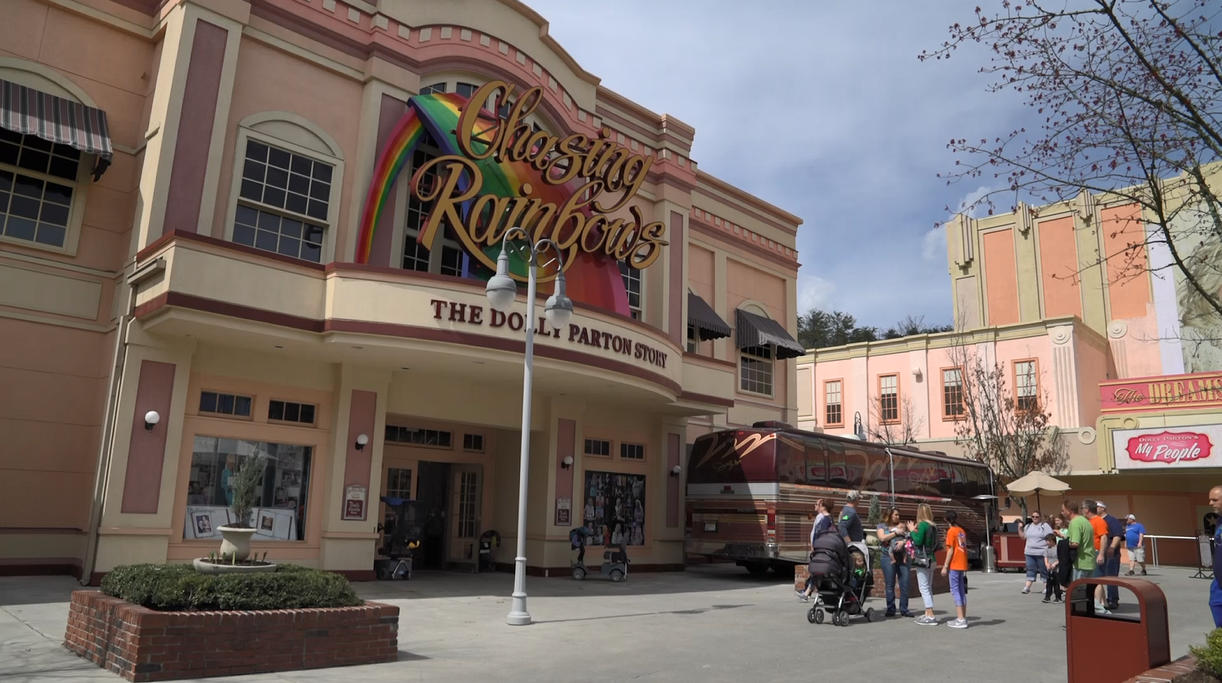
[356,81,669,314]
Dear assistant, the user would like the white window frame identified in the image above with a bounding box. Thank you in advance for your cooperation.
[739,345,774,397]
[224,118,343,264]
[620,260,643,320]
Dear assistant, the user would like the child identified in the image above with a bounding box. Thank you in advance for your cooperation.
[1042,533,1063,603]
[848,551,868,596]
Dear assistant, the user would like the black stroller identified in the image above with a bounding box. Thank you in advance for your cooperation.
[375,497,421,580]
[803,530,877,626]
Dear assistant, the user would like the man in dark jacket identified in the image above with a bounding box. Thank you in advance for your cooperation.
[1099,501,1126,610]
[1210,486,1222,627]
[838,490,864,544]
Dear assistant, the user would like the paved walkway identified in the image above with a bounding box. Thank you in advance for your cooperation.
[1,565,1216,682]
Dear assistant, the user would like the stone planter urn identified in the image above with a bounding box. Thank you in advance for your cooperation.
[218,526,257,561]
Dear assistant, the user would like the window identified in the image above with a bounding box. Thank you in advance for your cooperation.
[233,139,331,263]
[584,438,611,457]
[619,261,642,320]
[824,380,843,426]
[463,433,484,452]
[268,400,316,425]
[456,470,478,538]
[385,424,453,448]
[199,391,253,418]
[0,129,79,249]
[455,82,478,99]
[740,346,773,395]
[620,443,645,460]
[183,436,311,541]
[419,83,446,94]
[385,467,412,499]
[583,470,646,546]
[1015,360,1038,412]
[401,129,464,276]
[879,374,898,423]
[942,368,964,419]
[686,325,698,353]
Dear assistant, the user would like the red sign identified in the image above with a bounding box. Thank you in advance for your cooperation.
[1125,431,1213,464]
[344,499,364,519]
[1101,371,1222,412]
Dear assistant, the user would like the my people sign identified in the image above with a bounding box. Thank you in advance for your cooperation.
[1113,424,1220,470]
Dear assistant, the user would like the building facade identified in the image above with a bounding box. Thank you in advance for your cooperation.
[797,178,1222,564]
[0,0,804,580]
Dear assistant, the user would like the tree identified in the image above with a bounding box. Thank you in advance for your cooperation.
[867,395,924,447]
[882,315,955,340]
[947,342,1068,517]
[798,310,954,349]
[921,0,1222,327]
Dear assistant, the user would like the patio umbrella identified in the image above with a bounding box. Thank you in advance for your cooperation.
[1004,471,1071,516]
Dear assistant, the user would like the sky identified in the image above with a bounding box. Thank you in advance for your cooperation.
[524,1,1030,331]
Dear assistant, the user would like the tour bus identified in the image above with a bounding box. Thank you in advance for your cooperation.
[685,423,995,575]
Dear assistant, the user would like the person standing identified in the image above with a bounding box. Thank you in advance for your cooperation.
[1125,514,1147,576]
[1083,500,1111,614]
[877,508,911,618]
[809,498,831,549]
[1099,501,1125,609]
[941,510,969,629]
[838,491,866,559]
[910,503,939,626]
[1053,514,1069,539]
[1042,533,1063,604]
[1064,499,1096,582]
[1019,511,1052,594]
[1208,486,1222,627]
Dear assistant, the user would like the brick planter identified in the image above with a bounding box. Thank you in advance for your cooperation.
[795,565,949,599]
[1126,655,1220,682]
[64,591,399,682]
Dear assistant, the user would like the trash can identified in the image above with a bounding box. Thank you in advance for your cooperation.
[1065,576,1169,683]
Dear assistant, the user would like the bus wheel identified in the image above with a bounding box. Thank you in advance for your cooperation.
[744,562,769,576]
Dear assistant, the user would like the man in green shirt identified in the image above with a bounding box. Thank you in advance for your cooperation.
[1063,499,1096,580]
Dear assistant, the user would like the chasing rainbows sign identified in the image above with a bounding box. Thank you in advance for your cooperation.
[1112,424,1220,470]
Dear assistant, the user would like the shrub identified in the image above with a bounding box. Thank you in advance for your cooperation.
[101,564,362,611]
[1192,628,1222,678]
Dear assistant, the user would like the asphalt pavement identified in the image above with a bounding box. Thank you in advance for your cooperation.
[0,563,1216,682]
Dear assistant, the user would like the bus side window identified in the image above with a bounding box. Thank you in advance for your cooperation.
[807,444,827,485]
[826,441,860,489]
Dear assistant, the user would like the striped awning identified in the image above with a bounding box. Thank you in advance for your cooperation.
[0,79,113,180]
[735,308,805,359]
[687,291,731,341]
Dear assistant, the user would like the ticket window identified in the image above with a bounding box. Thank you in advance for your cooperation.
[448,464,483,565]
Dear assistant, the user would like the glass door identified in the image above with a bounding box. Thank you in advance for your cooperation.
[448,464,482,565]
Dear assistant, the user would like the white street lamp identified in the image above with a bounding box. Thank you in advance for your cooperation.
[485,226,572,626]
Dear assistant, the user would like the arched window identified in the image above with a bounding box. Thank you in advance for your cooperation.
[226,113,343,264]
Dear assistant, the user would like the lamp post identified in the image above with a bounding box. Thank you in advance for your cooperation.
[484,226,573,626]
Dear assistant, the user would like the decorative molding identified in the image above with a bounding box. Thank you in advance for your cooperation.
[1017,201,1032,237]
[1078,427,1096,445]
[1050,326,1072,346]
[1107,320,1128,339]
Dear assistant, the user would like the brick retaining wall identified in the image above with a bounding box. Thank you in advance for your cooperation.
[63,591,398,681]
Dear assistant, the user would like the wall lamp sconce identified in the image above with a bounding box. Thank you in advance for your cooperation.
[561,455,574,469]
[670,465,682,477]
[143,410,160,431]
[912,368,924,382]
[354,433,369,451]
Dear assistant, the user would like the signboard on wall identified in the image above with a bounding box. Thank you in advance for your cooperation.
[1112,424,1222,470]
[1100,371,1222,413]
[343,484,367,520]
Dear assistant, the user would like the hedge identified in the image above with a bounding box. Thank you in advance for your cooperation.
[100,564,363,611]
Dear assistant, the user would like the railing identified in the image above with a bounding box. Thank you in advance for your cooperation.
[1143,535,1198,567]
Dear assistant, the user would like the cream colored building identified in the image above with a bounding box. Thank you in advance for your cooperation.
[0,0,804,581]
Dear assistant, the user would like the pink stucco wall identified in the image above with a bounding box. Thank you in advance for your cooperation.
[1038,216,1082,319]
[983,229,1019,326]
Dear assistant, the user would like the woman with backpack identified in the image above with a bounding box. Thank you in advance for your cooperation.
[909,503,939,625]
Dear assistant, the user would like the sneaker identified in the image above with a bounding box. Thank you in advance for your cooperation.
[1093,602,1112,615]
[1041,598,1051,604]
[1021,588,1030,594]
[795,591,809,602]
[1141,569,1147,576]
[947,618,968,629]
[1054,597,1062,603]
[915,615,938,626]
[900,611,913,618]
[1126,570,1134,576]
[885,609,896,618]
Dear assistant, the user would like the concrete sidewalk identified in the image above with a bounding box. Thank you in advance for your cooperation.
[1,564,1217,682]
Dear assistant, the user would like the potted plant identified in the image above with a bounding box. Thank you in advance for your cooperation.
[194,453,276,573]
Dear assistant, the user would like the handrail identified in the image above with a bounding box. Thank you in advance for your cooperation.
[1141,534,1199,567]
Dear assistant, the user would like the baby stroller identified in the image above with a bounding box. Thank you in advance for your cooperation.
[804,530,877,626]
[570,526,629,582]
[375,497,421,580]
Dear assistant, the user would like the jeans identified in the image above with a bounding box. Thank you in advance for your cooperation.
[949,569,967,607]
[880,555,910,613]
[914,566,934,609]
[1025,554,1048,582]
[1104,554,1121,604]
[1072,567,1091,581]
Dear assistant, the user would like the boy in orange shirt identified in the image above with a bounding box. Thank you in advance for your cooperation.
[941,510,970,629]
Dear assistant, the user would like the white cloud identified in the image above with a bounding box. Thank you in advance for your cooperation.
[797,274,835,314]
[922,226,947,262]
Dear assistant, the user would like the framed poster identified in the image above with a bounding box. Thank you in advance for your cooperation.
[343,484,367,521]
[582,471,646,546]
[184,506,231,540]
[252,507,295,540]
